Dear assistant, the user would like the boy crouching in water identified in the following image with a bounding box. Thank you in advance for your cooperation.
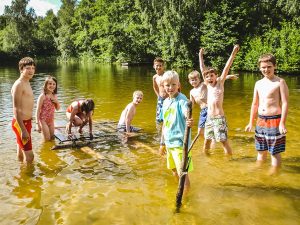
[245,54,289,173]
[159,70,193,190]
[117,90,143,133]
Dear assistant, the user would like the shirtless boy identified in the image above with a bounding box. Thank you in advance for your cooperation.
[189,70,238,137]
[11,57,36,163]
[245,54,288,170]
[199,45,240,155]
[117,90,143,133]
[152,58,168,124]
[188,70,208,135]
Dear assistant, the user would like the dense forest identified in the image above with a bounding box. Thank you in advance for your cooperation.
[0,0,299,72]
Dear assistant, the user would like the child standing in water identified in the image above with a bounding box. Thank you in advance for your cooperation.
[188,70,208,135]
[11,57,36,163]
[199,45,240,155]
[117,90,143,133]
[35,76,60,141]
[66,99,95,138]
[245,54,289,173]
[152,57,168,125]
[159,70,193,190]
[189,63,238,140]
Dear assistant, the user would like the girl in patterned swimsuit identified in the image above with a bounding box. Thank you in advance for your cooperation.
[35,76,60,141]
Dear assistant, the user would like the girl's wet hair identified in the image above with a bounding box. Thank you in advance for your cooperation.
[81,99,95,113]
[43,76,58,94]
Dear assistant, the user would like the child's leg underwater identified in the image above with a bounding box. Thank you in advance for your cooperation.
[221,140,232,155]
[203,138,212,154]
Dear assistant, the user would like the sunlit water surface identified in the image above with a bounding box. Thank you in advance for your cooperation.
[0,62,299,225]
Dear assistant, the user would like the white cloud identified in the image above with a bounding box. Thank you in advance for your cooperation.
[0,0,12,15]
[0,0,61,16]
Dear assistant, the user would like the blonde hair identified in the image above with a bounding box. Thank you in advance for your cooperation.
[188,70,200,79]
[162,70,179,83]
[133,90,143,98]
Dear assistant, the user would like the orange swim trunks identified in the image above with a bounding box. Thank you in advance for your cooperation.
[12,118,32,151]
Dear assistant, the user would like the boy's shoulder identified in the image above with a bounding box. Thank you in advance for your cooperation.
[126,102,135,109]
[11,78,24,91]
[153,73,162,79]
[177,92,188,101]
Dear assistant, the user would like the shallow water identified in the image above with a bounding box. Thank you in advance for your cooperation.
[0,62,299,225]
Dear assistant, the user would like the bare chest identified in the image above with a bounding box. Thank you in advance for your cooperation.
[257,81,280,99]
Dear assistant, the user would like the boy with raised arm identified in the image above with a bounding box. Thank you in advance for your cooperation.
[199,45,240,155]
[245,54,288,171]
[189,70,238,137]
[159,70,193,190]
[11,57,36,163]
[117,90,143,133]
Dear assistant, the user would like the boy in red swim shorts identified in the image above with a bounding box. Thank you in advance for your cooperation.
[11,57,36,163]
[245,54,289,173]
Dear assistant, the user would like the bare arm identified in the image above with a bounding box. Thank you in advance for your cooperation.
[88,112,93,134]
[12,84,29,140]
[152,75,160,97]
[52,95,60,110]
[220,45,240,83]
[35,94,44,132]
[226,74,239,80]
[199,48,206,81]
[279,79,289,134]
[67,105,79,134]
[159,123,166,156]
[245,84,259,132]
[189,91,196,108]
[125,104,135,133]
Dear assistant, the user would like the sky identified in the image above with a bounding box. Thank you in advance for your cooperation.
[0,0,62,16]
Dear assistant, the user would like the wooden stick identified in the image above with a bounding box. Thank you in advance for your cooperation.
[188,133,200,154]
[175,101,192,212]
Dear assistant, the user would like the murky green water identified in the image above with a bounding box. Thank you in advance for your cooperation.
[0,62,299,225]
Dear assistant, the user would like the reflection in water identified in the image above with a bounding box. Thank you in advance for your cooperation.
[13,164,42,209]
[0,63,299,224]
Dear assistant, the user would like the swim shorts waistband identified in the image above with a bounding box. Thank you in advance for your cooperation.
[258,114,281,119]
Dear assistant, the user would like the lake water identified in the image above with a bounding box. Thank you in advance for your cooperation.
[0,62,299,225]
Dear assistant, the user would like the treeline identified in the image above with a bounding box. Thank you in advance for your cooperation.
[0,0,299,72]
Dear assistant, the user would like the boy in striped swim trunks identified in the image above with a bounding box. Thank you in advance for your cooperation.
[245,54,289,172]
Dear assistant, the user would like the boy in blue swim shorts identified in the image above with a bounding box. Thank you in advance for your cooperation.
[245,54,289,172]
[159,70,193,190]
[188,70,208,136]
[152,58,167,124]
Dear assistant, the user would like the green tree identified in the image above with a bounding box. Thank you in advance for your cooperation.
[200,1,241,69]
[243,21,300,72]
[35,10,59,56]
[56,0,77,59]
[0,0,37,57]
